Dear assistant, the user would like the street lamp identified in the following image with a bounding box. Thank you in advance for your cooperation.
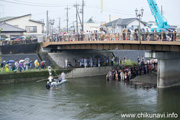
[135,8,144,41]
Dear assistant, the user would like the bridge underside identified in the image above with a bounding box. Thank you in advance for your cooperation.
[43,41,180,52]
[146,52,180,88]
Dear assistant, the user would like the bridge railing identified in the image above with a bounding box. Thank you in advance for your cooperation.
[44,31,180,42]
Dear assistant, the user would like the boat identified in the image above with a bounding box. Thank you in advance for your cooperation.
[46,79,67,89]
[46,66,67,89]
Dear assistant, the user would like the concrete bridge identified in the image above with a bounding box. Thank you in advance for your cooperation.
[43,40,180,52]
[42,33,180,88]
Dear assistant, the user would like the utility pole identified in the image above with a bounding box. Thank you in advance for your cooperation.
[82,0,85,33]
[74,3,79,33]
[46,10,49,35]
[161,5,163,15]
[109,14,111,22]
[59,18,61,34]
[65,6,70,33]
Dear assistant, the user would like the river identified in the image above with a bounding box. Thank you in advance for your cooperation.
[0,76,180,120]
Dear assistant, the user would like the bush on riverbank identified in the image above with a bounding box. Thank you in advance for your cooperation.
[122,60,137,67]
[114,59,138,69]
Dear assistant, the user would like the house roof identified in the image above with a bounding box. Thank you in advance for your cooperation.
[106,18,146,26]
[0,14,44,25]
[29,19,44,25]
[87,18,94,23]
[0,16,15,22]
[0,14,32,22]
[0,22,26,32]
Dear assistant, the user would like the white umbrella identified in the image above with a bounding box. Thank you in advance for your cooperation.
[24,58,30,62]
[19,60,25,63]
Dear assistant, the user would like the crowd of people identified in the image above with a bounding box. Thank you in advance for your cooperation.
[106,56,158,81]
[0,59,46,73]
[44,29,178,42]
[64,56,117,68]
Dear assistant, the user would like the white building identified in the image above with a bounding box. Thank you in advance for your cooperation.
[0,14,44,36]
[76,18,102,32]
[146,21,157,28]
[105,18,146,33]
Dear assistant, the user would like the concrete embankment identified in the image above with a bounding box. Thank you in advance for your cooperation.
[0,69,72,84]
[66,66,113,78]
[0,66,113,84]
[130,72,157,88]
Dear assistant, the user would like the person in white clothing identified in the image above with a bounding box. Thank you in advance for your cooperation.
[61,72,66,80]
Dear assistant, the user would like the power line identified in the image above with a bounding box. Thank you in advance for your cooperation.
[10,0,64,6]
[0,0,69,7]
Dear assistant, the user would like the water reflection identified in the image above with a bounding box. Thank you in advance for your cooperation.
[157,87,180,117]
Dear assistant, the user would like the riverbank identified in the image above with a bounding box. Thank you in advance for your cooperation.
[0,66,113,84]
[130,72,157,88]
[0,69,72,84]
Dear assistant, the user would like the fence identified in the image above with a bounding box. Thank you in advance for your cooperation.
[44,32,180,42]
[0,39,38,46]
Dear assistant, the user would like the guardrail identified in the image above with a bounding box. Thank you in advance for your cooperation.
[44,32,180,42]
[0,39,38,46]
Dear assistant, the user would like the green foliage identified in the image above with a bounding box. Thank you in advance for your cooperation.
[25,36,32,40]
[122,60,137,67]
[0,69,72,82]
[113,60,138,69]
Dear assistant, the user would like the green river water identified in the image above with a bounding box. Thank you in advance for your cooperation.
[0,76,180,120]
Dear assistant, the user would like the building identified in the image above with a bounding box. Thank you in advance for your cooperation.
[0,14,44,36]
[146,21,157,28]
[0,22,26,40]
[106,16,121,23]
[105,18,146,33]
[76,18,102,33]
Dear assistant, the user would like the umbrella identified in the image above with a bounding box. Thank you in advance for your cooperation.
[127,27,134,30]
[160,28,168,32]
[24,58,30,62]
[9,60,15,63]
[41,60,46,63]
[19,60,25,63]
[8,63,12,66]
[168,27,176,30]
[10,37,17,40]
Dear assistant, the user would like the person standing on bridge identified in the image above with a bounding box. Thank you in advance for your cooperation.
[172,30,177,41]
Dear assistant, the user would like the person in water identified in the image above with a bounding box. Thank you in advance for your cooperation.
[48,75,53,83]
[57,75,62,82]
[61,72,65,80]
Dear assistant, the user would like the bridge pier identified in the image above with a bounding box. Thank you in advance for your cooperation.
[145,52,180,88]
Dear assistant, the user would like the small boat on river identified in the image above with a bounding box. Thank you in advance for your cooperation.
[46,66,67,89]
[46,79,67,89]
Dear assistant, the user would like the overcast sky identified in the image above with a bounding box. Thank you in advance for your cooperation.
[0,0,180,28]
